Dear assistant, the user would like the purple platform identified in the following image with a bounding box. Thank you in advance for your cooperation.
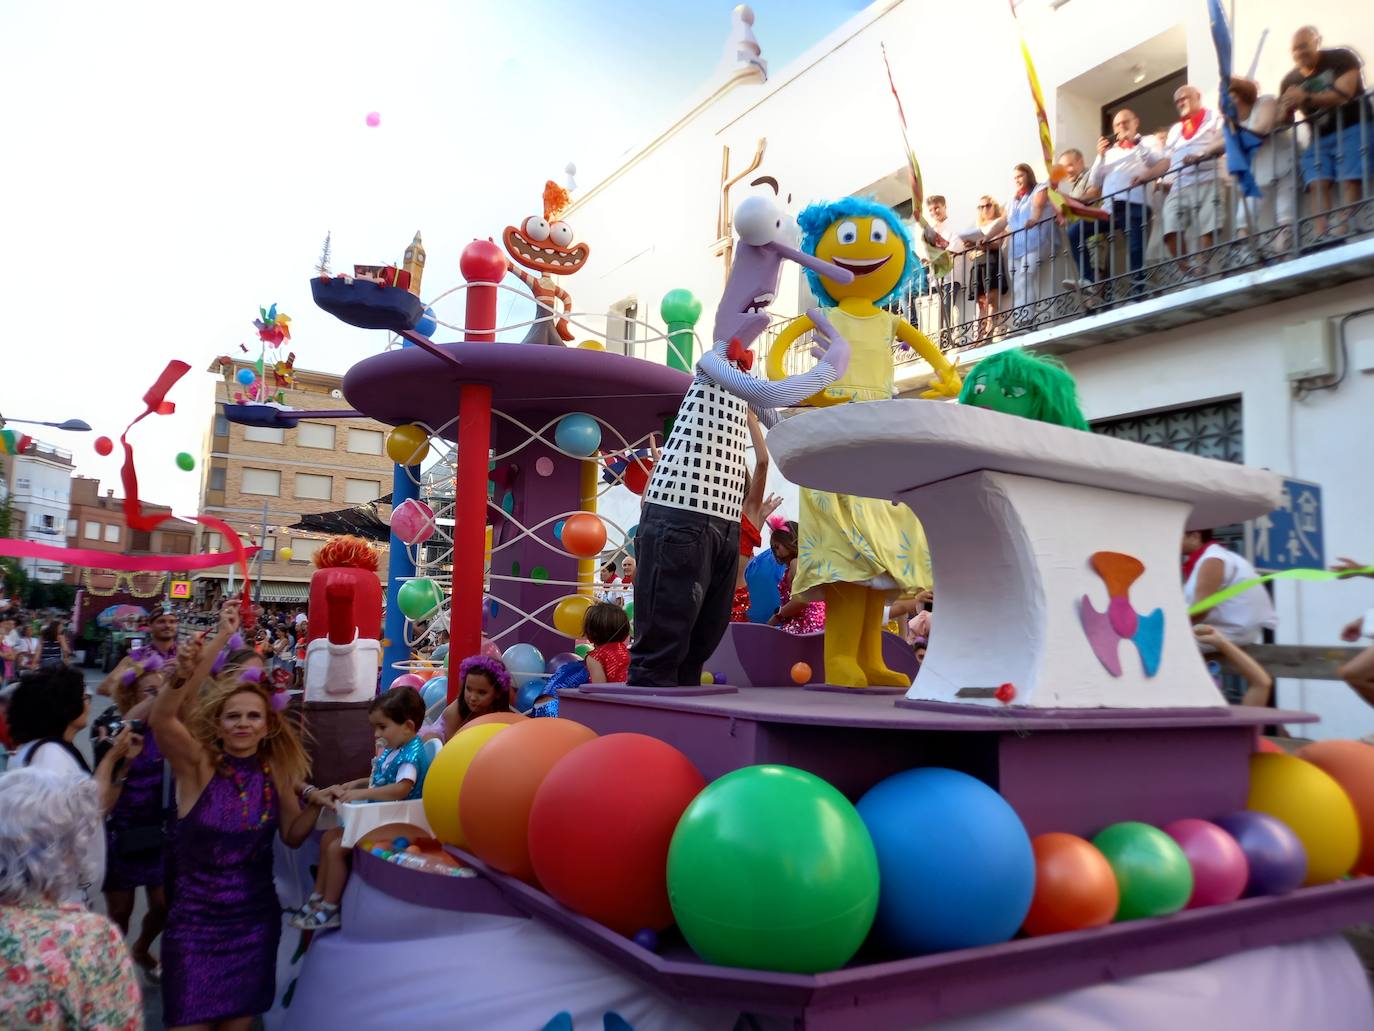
[702,622,919,688]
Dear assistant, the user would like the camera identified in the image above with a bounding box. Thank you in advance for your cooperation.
[106,718,145,737]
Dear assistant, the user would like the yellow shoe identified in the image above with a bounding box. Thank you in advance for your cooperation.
[858,588,912,688]
[823,582,870,689]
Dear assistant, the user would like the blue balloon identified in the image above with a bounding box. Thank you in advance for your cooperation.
[554,413,602,458]
[546,651,579,674]
[515,676,548,712]
[415,306,437,338]
[431,644,449,662]
[236,368,256,386]
[553,519,565,541]
[502,642,545,676]
[421,676,448,708]
[856,768,1035,954]
[626,523,639,540]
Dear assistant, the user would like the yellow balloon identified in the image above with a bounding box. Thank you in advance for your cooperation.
[386,423,431,465]
[552,594,594,637]
[421,722,509,847]
[577,339,605,351]
[278,547,293,562]
[1247,752,1360,885]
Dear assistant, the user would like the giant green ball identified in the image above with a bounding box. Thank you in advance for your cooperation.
[667,765,879,972]
[397,577,444,622]
[1092,821,1194,920]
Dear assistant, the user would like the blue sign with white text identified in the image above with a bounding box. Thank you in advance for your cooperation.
[1250,478,1323,573]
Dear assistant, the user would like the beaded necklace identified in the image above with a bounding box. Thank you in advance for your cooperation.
[222,756,274,829]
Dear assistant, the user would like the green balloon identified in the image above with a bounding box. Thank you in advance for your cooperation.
[1092,821,1193,920]
[574,643,592,658]
[660,288,703,326]
[667,765,879,973]
[397,578,444,622]
[175,452,195,471]
[624,601,634,622]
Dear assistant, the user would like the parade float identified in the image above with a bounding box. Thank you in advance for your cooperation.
[249,192,1374,1030]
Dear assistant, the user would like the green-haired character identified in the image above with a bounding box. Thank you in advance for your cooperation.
[958,350,1089,430]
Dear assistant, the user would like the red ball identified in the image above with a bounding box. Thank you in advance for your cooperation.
[460,239,509,283]
[528,734,705,935]
[94,436,114,456]
[622,457,655,495]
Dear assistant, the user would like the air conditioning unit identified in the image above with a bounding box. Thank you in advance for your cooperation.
[1282,318,1336,381]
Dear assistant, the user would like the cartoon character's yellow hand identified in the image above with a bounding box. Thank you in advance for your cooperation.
[920,368,962,400]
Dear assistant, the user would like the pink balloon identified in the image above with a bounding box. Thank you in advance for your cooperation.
[480,636,502,661]
[390,498,437,546]
[365,111,381,127]
[535,456,555,477]
[390,673,425,691]
[1163,818,1249,908]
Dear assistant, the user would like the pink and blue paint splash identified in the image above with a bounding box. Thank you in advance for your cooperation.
[1079,551,1164,677]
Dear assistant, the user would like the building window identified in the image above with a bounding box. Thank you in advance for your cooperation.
[347,429,384,455]
[214,414,230,437]
[289,538,322,563]
[241,468,282,496]
[1092,400,1242,464]
[67,520,76,536]
[297,423,336,450]
[209,465,227,491]
[295,473,333,500]
[205,531,223,551]
[104,524,120,543]
[16,478,29,490]
[260,535,276,561]
[345,478,382,505]
[85,522,101,540]
[244,424,286,444]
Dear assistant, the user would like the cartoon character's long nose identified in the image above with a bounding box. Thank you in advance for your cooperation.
[761,239,855,284]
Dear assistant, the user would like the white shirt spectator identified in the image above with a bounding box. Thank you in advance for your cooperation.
[1165,108,1225,188]
[1184,543,1278,645]
[929,217,966,254]
[1089,134,1164,206]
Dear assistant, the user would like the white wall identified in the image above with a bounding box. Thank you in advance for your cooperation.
[1066,282,1374,739]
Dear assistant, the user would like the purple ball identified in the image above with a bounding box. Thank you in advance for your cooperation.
[632,928,659,951]
[712,672,727,685]
[1162,818,1249,908]
[1213,811,1307,897]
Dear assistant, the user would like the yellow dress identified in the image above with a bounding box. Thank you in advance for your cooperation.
[793,308,933,596]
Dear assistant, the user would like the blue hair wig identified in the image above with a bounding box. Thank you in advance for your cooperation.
[798,196,917,308]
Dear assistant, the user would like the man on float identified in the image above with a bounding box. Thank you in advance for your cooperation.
[628,195,855,688]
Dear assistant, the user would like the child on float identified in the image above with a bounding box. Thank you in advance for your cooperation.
[440,654,512,741]
[764,521,826,635]
[532,603,632,717]
[731,412,784,622]
[289,686,430,930]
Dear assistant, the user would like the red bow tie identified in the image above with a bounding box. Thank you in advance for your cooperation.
[727,338,754,371]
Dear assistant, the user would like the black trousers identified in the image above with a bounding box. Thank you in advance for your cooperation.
[628,503,740,687]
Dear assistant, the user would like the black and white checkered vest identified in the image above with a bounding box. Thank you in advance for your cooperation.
[643,374,747,521]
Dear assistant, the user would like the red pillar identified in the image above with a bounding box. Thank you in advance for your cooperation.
[449,241,507,701]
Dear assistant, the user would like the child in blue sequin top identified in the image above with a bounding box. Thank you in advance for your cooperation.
[289,687,430,930]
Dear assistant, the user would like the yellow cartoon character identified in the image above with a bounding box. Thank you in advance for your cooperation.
[766,197,961,688]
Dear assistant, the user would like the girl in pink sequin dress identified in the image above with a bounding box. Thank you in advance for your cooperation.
[765,521,826,634]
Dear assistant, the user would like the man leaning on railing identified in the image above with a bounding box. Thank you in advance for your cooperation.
[1155,85,1227,267]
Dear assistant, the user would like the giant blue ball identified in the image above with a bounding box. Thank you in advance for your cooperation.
[421,676,448,709]
[236,368,256,386]
[554,414,602,458]
[856,767,1035,954]
[415,306,438,338]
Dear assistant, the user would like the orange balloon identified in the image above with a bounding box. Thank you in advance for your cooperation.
[460,718,598,881]
[464,711,527,730]
[560,512,607,559]
[1022,832,1119,937]
[1297,739,1374,875]
[1255,736,1285,754]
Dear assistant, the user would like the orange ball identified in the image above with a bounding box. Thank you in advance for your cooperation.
[1297,739,1374,875]
[459,718,598,881]
[560,512,607,559]
[464,711,527,731]
[1255,736,1285,754]
[790,662,812,685]
[1022,832,1119,936]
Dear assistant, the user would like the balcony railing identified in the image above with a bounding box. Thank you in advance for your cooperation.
[772,90,1373,377]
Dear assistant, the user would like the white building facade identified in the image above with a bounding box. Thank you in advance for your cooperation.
[562,0,1374,738]
[8,441,75,583]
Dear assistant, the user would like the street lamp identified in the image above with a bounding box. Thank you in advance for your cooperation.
[0,417,92,432]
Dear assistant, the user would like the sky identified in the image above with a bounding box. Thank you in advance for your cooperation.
[0,0,863,515]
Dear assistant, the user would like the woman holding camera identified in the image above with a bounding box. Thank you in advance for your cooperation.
[93,651,173,983]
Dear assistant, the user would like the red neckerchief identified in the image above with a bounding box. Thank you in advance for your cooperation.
[1015,187,1029,200]
[1118,137,1137,150]
[726,338,754,371]
[1182,541,1216,583]
[1180,109,1208,140]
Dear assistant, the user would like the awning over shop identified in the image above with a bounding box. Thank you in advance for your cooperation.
[189,575,311,603]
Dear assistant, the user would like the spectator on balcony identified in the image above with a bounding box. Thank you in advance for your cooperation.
[1056,149,1096,201]
[925,195,966,328]
[1228,76,1297,245]
[1278,26,1370,237]
[1005,163,1052,311]
[1071,109,1162,290]
[965,196,1007,328]
[1155,86,1226,264]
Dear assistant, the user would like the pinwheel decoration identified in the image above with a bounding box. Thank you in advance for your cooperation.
[254,303,292,347]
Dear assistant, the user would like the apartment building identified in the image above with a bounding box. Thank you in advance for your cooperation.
[560,0,1374,738]
[63,476,195,588]
[2,440,75,583]
[193,363,393,604]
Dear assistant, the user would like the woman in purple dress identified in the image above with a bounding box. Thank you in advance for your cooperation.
[152,603,329,1030]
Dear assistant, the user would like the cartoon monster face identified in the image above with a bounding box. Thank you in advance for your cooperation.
[503,216,590,276]
[962,370,1037,419]
[812,215,907,304]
